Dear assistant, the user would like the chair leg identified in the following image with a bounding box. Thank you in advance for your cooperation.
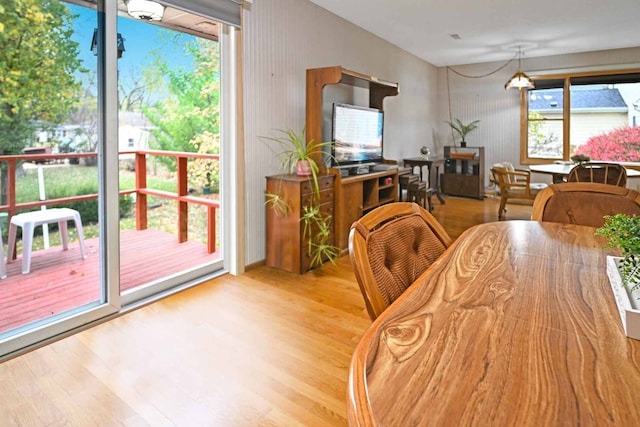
[73,213,88,259]
[498,196,507,220]
[59,220,69,251]
[426,190,434,211]
[21,222,35,274]
[7,222,17,262]
[0,230,5,280]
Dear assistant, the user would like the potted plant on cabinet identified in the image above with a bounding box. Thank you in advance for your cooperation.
[262,127,329,192]
[263,127,339,271]
[445,118,480,148]
[596,213,640,340]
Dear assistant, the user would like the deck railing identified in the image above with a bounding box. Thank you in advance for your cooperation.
[0,150,220,253]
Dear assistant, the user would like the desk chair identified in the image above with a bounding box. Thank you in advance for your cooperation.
[349,202,452,320]
[567,162,627,187]
[532,183,640,228]
[491,162,548,220]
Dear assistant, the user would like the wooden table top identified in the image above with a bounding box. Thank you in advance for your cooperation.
[348,221,640,426]
[530,163,640,177]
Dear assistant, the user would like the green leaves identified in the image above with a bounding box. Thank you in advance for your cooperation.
[596,214,640,291]
[445,118,480,140]
[0,0,84,154]
[260,127,332,194]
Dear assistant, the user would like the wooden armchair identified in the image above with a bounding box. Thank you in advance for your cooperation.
[490,162,548,220]
[532,182,640,228]
[348,202,452,321]
[567,162,627,187]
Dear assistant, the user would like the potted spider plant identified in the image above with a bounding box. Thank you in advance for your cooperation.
[262,127,339,270]
[261,127,331,193]
[445,118,480,148]
[596,213,640,340]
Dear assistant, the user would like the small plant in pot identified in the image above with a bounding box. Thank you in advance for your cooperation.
[445,118,480,148]
[261,127,331,193]
[596,213,640,294]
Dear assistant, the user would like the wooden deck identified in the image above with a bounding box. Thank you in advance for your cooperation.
[0,229,220,333]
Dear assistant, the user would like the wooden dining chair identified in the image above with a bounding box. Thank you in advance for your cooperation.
[567,162,627,187]
[531,182,640,228]
[490,162,548,220]
[348,202,452,321]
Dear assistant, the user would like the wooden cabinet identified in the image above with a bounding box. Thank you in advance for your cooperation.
[330,169,398,254]
[440,146,485,199]
[266,174,335,274]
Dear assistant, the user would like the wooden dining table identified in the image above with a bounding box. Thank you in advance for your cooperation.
[348,220,640,426]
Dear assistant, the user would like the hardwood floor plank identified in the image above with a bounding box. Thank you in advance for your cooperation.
[0,196,532,426]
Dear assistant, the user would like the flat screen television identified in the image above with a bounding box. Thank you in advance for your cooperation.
[331,103,384,167]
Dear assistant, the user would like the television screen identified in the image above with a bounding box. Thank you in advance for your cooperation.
[331,103,384,166]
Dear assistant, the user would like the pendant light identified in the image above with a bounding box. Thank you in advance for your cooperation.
[505,46,535,90]
[126,0,165,21]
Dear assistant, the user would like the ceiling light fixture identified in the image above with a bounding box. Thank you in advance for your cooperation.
[505,46,535,90]
[126,0,165,21]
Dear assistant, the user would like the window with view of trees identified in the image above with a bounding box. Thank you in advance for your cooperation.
[522,71,640,164]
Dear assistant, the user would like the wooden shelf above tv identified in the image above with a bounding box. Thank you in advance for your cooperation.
[305,66,399,169]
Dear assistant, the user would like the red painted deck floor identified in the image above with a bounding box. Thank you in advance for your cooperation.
[0,229,220,333]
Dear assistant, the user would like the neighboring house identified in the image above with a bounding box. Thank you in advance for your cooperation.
[33,121,88,152]
[529,87,628,149]
[118,111,154,155]
[32,112,154,158]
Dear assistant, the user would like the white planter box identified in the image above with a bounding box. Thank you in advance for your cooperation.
[606,256,640,340]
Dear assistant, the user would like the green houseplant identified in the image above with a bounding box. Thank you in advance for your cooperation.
[596,213,640,293]
[262,127,339,270]
[261,127,331,193]
[445,118,480,148]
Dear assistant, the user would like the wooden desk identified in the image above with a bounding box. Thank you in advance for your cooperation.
[530,163,640,183]
[402,157,445,204]
[348,221,640,426]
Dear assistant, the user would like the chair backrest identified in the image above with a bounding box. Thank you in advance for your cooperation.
[567,162,627,187]
[491,162,516,185]
[532,182,640,228]
[348,202,452,321]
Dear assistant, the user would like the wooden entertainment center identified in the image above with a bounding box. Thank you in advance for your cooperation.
[265,66,400,273]
[306,66,400,255]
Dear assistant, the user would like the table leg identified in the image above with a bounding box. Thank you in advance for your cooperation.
[427,164,446,205]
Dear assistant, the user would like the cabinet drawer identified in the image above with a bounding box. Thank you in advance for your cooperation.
[302,188,334,206]
[301,175,334,194]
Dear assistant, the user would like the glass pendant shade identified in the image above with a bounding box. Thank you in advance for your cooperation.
[505,70,535,90]
[505,47,535,90]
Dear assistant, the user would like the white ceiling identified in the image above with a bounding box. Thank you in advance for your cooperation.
[307,0,640,67]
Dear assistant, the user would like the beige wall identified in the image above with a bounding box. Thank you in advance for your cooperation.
[242,0,640,266]
[241,0,438,265]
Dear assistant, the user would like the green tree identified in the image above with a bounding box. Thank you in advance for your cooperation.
[143,37,220,189]
[0,0,84,203]
[0,0,84,154]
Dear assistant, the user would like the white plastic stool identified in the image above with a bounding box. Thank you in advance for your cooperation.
[7,208,87,274]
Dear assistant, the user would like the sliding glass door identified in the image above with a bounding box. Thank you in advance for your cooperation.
[112,11,225,303]
[0,0,230,359]
[0,0,119,356]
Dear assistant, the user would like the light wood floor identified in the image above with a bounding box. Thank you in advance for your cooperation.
[0,196,531,426]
